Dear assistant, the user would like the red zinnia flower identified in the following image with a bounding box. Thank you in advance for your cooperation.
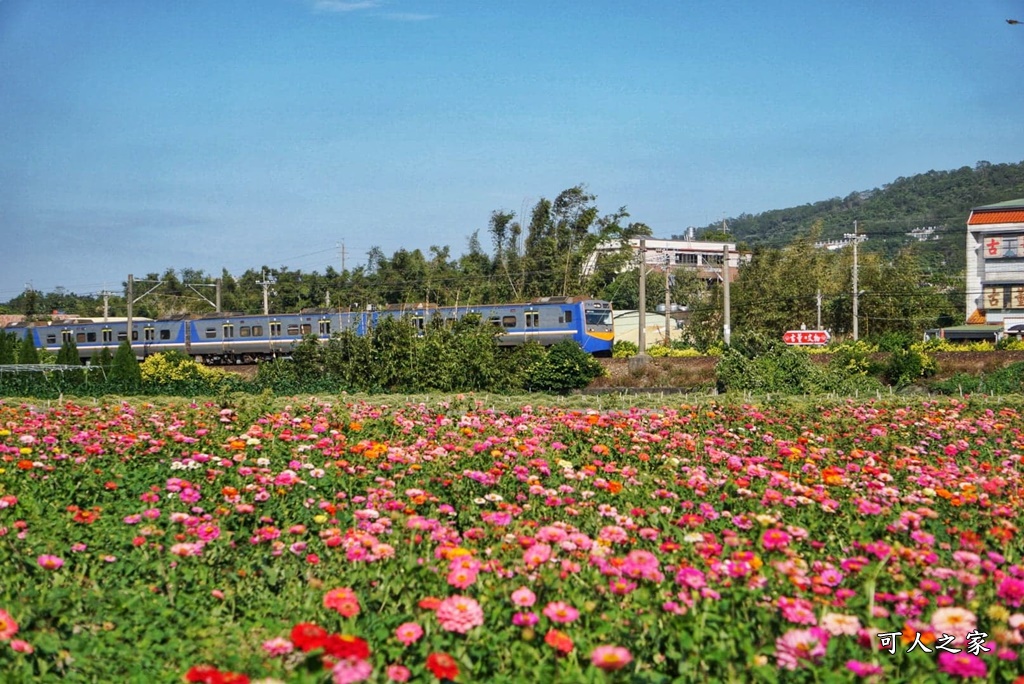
[290,622,328,652]
[211,672,249,684]
[418,596,442,611]
[321,633,371,660]
[426,652,459,680]
[184,665,221,683]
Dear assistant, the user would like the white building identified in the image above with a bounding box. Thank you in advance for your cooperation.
[583,237,749,284]
[965,199,1024,324]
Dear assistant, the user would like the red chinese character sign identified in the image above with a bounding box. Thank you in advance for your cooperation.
[782,330,831,346]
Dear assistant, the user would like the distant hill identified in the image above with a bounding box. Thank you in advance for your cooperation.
[687,160,1024,272]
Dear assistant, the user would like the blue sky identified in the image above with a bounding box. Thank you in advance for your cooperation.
[2,0,1022,298]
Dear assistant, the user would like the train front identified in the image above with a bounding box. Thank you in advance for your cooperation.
[580,299,614,356]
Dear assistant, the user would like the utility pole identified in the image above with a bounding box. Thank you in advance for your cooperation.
[638,239,647,353]
[816,288,822,330]
[126,274,134,351]
[102,291,111,322]
[664,253,672,347]
[844,221,865,341]
[722,244,731,346]
[215,278,222,313]
[258,270,272,316]
[339,241,347,273]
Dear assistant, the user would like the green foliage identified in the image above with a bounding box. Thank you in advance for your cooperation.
[110,341,142,389]
[884,347,936,388]
[0,331,16,364]
[139,351,229,394]
[826,340,881,376]
[524,339,604,394]
[55,339,80,366]
[16,334,40,364]
[930,362,1024,395]
[874,331,914,353]
[612,339,638,358]
[91,347,114,376]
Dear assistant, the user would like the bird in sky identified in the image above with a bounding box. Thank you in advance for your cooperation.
[1008,18,1022,24]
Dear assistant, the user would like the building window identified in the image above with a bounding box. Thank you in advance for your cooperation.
[702,254,724,265]
[675,253,698,265]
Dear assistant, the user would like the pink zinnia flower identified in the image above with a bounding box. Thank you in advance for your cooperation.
[511,587,536,607]
[820,613,861,637]
[937,651,987,678]
[332,656,372,684]
[543,601,579,624]
[512,612,538,627]
[324,587,360,618]
[590,645,632,671]
[436,595,484,634]
[386,664,410,682]
[260,636,292,656]
[930,607,976,640]
[775,627,828,670]
[37,555,64,570]
[0,609,18,640]
[761,529,791,551]
[9,639,33,654]
[395,622,423,646]
[446,567,477,589]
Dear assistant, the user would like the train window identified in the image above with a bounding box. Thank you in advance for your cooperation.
[269,322,281,336]
[46,334,57,344]
[525,312,539,328]
[252,325,263,336]
[205,328,217,339]
[76,333,86,343]
[300,324,312,335]
[319,320,330,335]
[132,331,138,341]
[488,317,502,328]
[160,329,170,340]
[564,310,573,323]
[239,326,250,338]
[223,325,234,339]
[287,324,300,335]
[117,332,127,342]
[502,315,517,328]
[61,330,73,343]
[87,332,97,342]
[102,329,113,342]
[144,328,155,341]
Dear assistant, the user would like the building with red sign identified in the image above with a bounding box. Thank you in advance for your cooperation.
[965,198,1024,325]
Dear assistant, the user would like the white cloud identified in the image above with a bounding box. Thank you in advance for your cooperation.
[312,0,380,13]
[384,12,437,21]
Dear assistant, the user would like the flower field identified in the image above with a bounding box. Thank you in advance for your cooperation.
[1,395,1024,683]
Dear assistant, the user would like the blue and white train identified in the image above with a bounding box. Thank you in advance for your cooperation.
[3,297,615,364]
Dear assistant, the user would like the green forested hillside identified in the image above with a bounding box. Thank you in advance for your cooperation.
[690,160,1024,272]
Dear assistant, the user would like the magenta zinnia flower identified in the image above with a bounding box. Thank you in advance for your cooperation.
[997,577,1024,608]
[846,660,883,677]
[542,601,579,624]
[331,656,372,684]
[436,595,484,634]
[37,555,64,570]
[937,651,987,678]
